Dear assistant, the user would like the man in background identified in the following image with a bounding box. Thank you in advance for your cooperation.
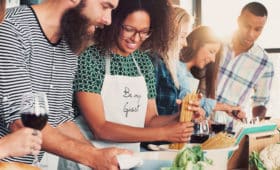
[215,2,274,125]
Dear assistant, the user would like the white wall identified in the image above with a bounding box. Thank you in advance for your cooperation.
[201,0,280,49]
[6,0,20,8]
[180,0,193,16]
[267,53,280,118]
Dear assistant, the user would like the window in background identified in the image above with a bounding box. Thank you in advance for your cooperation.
[201,0,280,50]
[20,0,42,5]
[6,0,20,8]
[179,0,193,17]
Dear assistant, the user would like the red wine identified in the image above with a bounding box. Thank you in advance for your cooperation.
[211,123,226,134]
[190,134,209,143]
[21,113,48,130]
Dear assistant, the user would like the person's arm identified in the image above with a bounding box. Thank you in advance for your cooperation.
[251,58,274,118]
[213,102,246,119]
[0,128,42,159]
[77,92,193,143]
[10,120,127,169]
[146,98,205,126]
[200,97,216,117]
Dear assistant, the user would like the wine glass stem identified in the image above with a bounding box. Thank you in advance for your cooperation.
[33,155,40,167]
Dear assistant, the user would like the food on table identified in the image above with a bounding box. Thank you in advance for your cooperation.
[162,145,212,170]
[249,151,266,170]
[169,93,198,150]
[259,143,280,170]
[201,132,236,150]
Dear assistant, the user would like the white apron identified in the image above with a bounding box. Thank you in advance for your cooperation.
[58,55,148,170]
[76,55,148,152]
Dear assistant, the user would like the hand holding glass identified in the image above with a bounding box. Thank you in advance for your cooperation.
[20,92,48,167]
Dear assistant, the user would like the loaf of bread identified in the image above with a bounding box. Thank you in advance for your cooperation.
[0,162,41,170]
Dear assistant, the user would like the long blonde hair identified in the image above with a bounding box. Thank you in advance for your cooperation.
[163,6,192,88]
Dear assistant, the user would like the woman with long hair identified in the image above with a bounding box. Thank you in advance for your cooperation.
[178,26,245,118]
[151,6,195,115]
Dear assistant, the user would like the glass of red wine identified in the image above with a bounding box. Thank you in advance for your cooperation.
[190,119,210,143]
[20,92,48,167]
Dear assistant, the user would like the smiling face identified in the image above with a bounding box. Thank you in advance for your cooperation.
[61,0,118,53]
[114,10,151,56]
[193,42,221,69]
[237,9,267,49]
[81,0,119,28]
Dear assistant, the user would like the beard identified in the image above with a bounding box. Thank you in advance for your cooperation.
[61,1,93,54]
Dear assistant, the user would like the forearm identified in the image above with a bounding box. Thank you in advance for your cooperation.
[92,121,165,142]
[214,102,230,112]
[146,113,178,127]
[42,126,96,166]
[0,138,9,159]
[10,120,96,167]
[41,122,100,166]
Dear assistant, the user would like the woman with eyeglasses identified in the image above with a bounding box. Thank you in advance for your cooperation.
[70,0,203,154]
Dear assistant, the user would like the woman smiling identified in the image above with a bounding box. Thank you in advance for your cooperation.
[72,0,203,154]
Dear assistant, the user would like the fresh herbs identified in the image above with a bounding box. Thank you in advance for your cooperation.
[249,151,266,170]
[162,146,212,170]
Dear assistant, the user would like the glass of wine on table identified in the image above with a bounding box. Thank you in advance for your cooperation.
[190,119,210,144]
[20,92,49,167]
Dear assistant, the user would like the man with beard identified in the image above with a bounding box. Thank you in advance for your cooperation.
[214,2,274,127]
[0,0,130,169]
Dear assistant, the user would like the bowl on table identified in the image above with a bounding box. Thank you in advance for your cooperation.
[132,144,238,170]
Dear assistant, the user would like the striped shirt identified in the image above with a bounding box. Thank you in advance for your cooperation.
[0,6,77,163]
[217,42,274,109]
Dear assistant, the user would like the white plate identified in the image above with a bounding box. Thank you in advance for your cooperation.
[117,154,143,170]
[146,144,180,151]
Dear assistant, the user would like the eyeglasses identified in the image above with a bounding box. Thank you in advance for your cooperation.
[121,25,152,40]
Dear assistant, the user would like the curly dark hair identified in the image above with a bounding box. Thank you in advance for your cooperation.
[93,0,173,55]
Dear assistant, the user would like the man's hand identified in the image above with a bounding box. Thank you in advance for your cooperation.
[91,147,132,170]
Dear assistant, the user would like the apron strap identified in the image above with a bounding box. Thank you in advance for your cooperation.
[105,54,111,75]
[131,54,143,77]
[105,52,144,77]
